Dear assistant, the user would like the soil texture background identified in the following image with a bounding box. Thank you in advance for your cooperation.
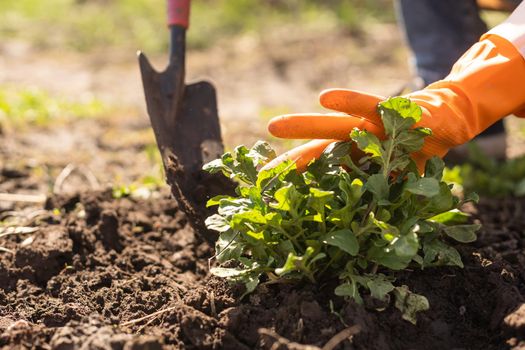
[1,171,525,349]
[2,7,525,350]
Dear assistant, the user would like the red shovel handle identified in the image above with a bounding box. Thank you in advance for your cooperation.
[168,0,190,29]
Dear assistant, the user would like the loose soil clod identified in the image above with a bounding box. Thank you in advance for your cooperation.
[1,182,525,349]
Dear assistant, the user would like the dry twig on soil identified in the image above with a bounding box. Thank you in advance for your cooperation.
[0,193,46,203]
[120,304,180,328]
[258,328,320,350]
[53,163,100,194]
[321,325,361,350]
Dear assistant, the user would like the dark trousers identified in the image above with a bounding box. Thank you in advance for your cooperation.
[396,0,505,136]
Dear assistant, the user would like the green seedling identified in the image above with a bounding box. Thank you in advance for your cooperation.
[204,97,479,324]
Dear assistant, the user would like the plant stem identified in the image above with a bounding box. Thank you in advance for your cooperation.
[319,250,343,276]
[382,130,397,178]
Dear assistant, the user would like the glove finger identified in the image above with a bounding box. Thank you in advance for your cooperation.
[261,139,336,172]
[267,113,385,140]
[319,88,384,125]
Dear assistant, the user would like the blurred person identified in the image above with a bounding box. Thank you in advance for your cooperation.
[263,0,525,172]
[396,0,519,161]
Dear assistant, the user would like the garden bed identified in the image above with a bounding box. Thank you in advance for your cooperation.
[1,172,525,349]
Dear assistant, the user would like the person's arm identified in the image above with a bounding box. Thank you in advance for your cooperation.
[264,2,525,172]
[487,0,525,56]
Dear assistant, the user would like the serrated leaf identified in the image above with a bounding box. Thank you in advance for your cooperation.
[379,97,422,135]
[233,145,258,184]
[217,198,251,216]
[350,128,383,159]
[202,158,230,175]
[339,175,364,205]
[256,160,296,190]
[366,275,395,302]
[247,140,277,164]
[270,184,300,211]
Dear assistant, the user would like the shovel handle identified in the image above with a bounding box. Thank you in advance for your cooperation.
[168,0,190,29]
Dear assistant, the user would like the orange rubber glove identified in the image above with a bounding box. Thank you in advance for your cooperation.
[264,34,525,172]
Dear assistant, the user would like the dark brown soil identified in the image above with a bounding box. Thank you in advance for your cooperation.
[2,176,525,349]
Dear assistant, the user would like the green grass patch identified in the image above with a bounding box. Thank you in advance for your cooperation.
[0,86,107,129]
[0,0,394,53]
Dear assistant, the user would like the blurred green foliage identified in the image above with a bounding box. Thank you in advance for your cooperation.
[0,0,394,53]
[0,86,106,129]
[444,143,525,198]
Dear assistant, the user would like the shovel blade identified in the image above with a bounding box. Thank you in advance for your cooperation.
[139,52,232,229]
[164,81,230,223]
[175,80,224,173]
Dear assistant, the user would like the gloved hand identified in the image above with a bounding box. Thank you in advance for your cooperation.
[263,34,525,172]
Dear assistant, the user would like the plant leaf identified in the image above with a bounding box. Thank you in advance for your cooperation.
[335,280,363,304]
[394,285,429,324]
[392,231,419,258]
[422,239,463,268]
[429,209,469,225]
[366,275,395,302]
[424,156,445,180]
[405,175,440,197]
[247,140,277,164]
[322,229,359,256]
[443,224,480,243]
[379,97,422,135]
[365,174,389,201]
[205,214,231,233]
[350,129,383,159]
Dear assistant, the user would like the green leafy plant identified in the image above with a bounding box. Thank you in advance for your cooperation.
[444,143,525,198]
[204,97,479,323]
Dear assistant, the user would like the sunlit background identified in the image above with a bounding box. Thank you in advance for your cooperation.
[0,0,521,198]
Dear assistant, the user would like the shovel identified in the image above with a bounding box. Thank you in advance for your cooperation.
[138,0,232,231]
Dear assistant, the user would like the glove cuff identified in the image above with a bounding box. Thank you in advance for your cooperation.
[426,35,525,132]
